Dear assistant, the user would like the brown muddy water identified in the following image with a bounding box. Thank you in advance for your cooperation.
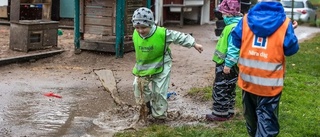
[0,65,216,137]
[1,24,318,137]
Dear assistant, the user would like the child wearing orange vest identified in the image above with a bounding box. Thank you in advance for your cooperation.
[228,0,299,136]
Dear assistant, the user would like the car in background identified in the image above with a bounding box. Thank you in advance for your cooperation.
[281,0,317,22]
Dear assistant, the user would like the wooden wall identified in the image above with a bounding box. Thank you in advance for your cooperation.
[126,0,145,35]
[80,0,115,36]
[80,0,145,37]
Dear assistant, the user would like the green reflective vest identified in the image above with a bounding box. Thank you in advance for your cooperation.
[132,27,167,76]
[212,23,237,64]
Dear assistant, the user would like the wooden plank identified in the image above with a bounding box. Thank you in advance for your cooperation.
[80,40,134,52]
[0,49,64,66]
[126,6,140,12]
[42,0,52,3]
[126,24,134,35]
[111,2,115,34]
[82,0,115,35]
[125,0,145,36]
[0,6,8,18]
[84,25,112,35]
[85,0,114,7]
[84,16,112,26]
[85,7,113,17]
[42,1,52,20]
[127,0,145,5]
[0,20,10,25]
[94,69,117,95]
[10,0,20,22]
[123,41,134,52]
[94,69,127,106]
[80,40,116,52]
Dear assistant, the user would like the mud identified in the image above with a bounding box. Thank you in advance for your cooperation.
[0,24,319,137]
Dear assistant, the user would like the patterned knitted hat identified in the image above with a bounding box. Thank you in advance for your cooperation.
[219,0,241,16]
[132,7,155,27]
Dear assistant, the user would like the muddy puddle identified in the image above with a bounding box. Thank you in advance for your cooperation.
[0,66,216,137]
[1,23,320,137]
[90,95,217,136]
[0,66,112,136]
[0,88,74,136]
[0,66,215,137]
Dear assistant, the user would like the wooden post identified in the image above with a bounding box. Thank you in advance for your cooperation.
[10,0,20,22]
[115,0,125,58]
[42,0,52,21]
[147,0,151,8]
[74,0,81,52]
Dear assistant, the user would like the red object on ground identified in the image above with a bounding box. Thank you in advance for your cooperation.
[44,92,62,98]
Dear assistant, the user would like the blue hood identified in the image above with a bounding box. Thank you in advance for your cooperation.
[247,2,286,37]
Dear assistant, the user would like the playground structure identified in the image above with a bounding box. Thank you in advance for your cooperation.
[74,0,148,58]
[9,0,59,52]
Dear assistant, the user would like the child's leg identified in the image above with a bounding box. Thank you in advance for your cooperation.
[227,65,239,117]
[211,64,230,118]
[133,76,152,104]
[242,90,258,136]
[150,61,172,119]
[255,92,281,137]
[227,84,236,117]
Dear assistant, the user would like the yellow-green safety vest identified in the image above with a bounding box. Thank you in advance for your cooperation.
[132,27,168,76]
[212,23,237,64]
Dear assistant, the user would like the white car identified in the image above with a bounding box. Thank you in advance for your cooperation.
[281,0,317,22]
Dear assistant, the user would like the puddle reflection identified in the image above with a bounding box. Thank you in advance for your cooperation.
[0,90,72,136]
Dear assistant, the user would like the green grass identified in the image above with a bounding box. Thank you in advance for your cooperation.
[309,0,320,5]
[114,34,320,137]
[280,34,320,136]
[188,86,212,101]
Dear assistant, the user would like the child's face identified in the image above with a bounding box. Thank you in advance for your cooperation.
[134,25,151,37]
[222,13,232,18]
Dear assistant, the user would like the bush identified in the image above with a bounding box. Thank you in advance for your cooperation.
[316,19,320,27]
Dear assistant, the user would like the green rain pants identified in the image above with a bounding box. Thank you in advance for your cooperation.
[133,61,172,119]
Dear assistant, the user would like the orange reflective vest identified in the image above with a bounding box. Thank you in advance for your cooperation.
[238,15,290,97]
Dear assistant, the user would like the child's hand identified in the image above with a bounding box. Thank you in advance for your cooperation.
[292,21,298,29]
[223,66,231,74]
[194,43,203,53]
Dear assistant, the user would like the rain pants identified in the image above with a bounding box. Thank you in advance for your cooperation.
[212,63,238,117]
[242,91,281,137]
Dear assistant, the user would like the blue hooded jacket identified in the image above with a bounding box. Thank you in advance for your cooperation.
[229,1,299,68]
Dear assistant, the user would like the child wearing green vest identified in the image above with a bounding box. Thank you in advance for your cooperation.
[131,7,203,120]
[206,0,242,121]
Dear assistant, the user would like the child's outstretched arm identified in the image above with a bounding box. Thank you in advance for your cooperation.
[166,29,203,53]
[194,43,203,53]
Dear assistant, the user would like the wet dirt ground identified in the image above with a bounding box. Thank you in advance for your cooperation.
[0,24,319,137]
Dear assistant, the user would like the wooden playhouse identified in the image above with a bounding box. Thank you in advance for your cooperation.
[75,0,149,58]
